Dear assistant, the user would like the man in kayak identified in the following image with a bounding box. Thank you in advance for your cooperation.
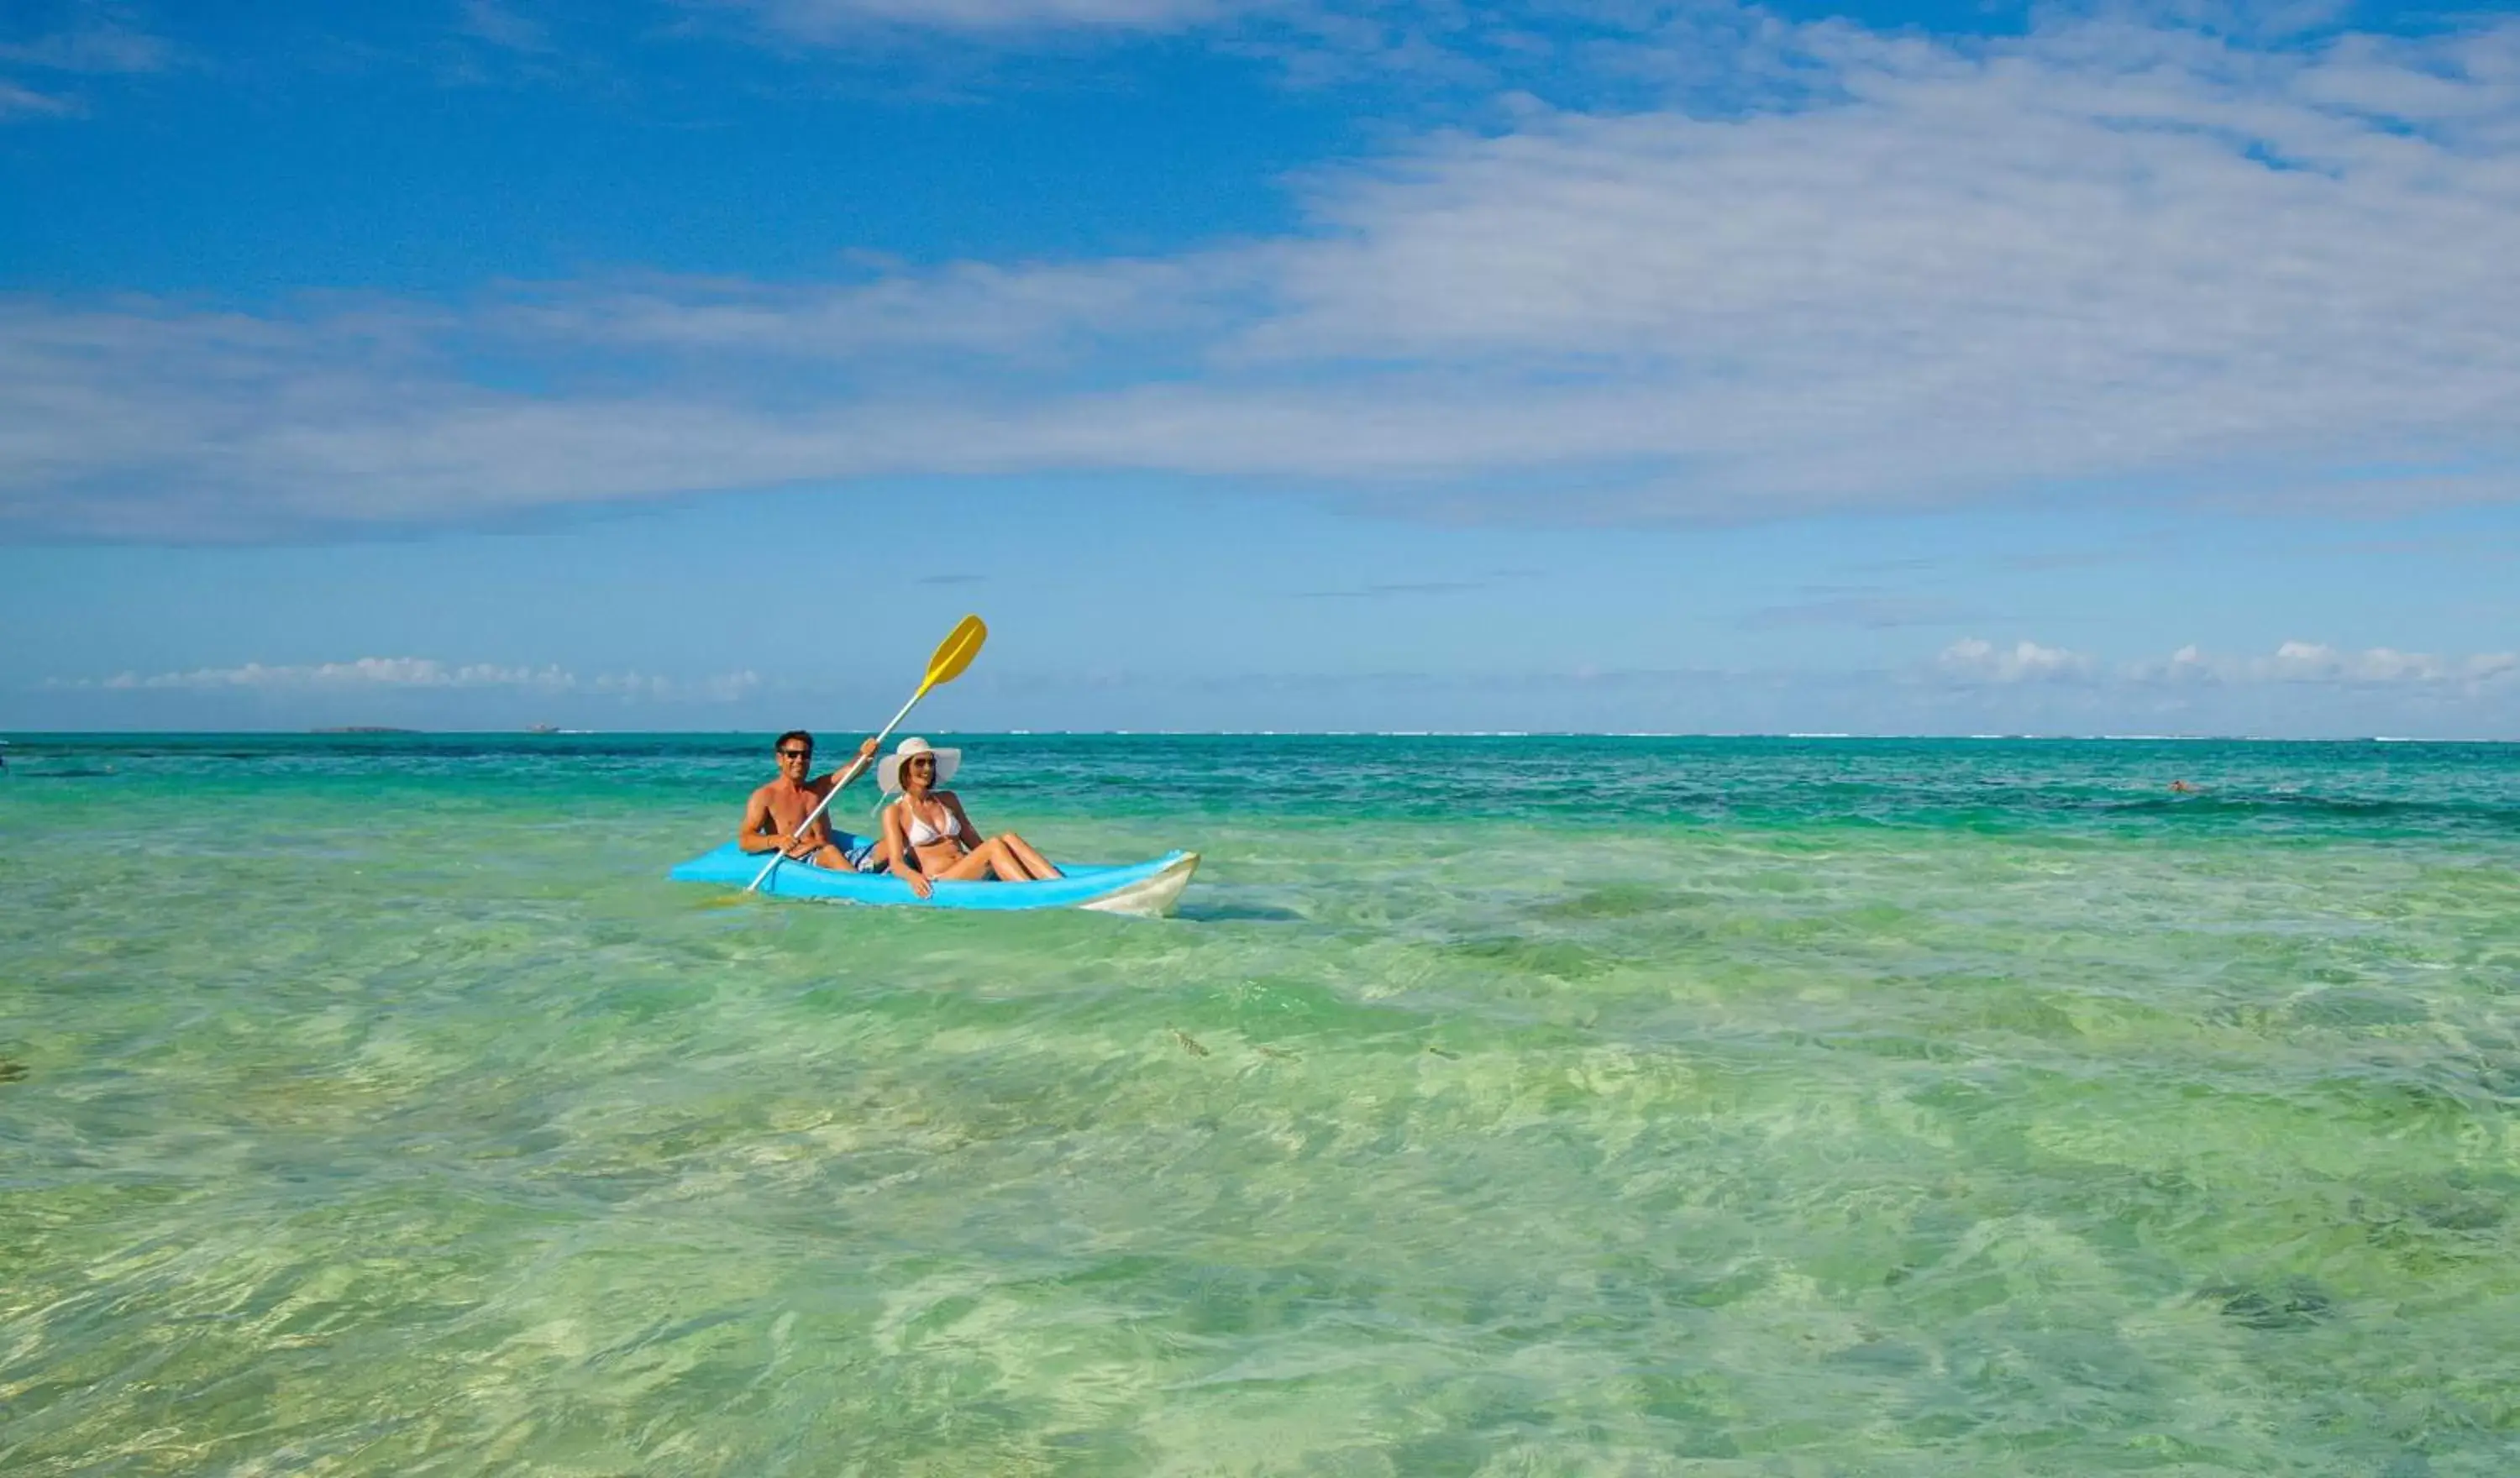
[739,731,885,871]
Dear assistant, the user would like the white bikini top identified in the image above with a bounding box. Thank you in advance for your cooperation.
[898,799,963,847]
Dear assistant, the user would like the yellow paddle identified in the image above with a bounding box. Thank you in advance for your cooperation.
[746,614,989,894]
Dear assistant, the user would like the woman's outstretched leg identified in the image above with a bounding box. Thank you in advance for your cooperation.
[996,831,1063,880]
[934,836,1063,883]
[937,838,1031,883]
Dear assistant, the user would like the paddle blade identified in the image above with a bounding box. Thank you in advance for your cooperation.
[923,614,988,690]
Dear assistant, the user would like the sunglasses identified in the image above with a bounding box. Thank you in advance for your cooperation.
[777,748,812,759]
[908,757,936,768]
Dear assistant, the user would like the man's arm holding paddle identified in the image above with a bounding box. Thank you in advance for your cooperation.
[822,736,882,792]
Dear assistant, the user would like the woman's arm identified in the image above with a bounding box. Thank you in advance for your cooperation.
[881,801,934,898]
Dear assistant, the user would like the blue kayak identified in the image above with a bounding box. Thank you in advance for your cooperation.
[667,838,1200,916]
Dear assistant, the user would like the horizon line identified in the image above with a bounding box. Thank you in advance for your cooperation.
[4,729,2516,744]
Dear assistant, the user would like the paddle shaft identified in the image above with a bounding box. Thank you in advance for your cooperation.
[743,681,932,893]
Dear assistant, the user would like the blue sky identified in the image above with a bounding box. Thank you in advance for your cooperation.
[4,0,2517,736]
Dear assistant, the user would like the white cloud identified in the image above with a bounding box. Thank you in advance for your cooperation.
[503,258,1243,361]
[2134,641,2520,687]
[736,0,1236,34]
[91,658,573,691]
[0,10,171,74]
[7,18,2520,536]
[0,79,76,116]
[455,0,554,54]
[1936,637,2096,684]
[1897,635,2520,733]
[1,5,170,123]
[711,0,1756,90]
[53,658,763,700]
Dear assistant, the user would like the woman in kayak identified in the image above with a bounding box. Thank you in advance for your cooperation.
[877,736,1064,898]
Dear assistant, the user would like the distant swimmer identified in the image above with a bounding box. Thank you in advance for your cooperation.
[2170,779,2197,793]
[740,731,885,871]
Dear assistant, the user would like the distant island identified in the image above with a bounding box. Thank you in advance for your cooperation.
[309,726,418,734]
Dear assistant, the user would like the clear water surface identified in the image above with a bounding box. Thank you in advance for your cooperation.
[3,734,2517,1475]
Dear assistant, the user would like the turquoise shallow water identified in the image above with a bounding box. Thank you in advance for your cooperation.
[3,733,2517,1475]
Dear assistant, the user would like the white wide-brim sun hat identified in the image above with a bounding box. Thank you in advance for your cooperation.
[878,736,961,794]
